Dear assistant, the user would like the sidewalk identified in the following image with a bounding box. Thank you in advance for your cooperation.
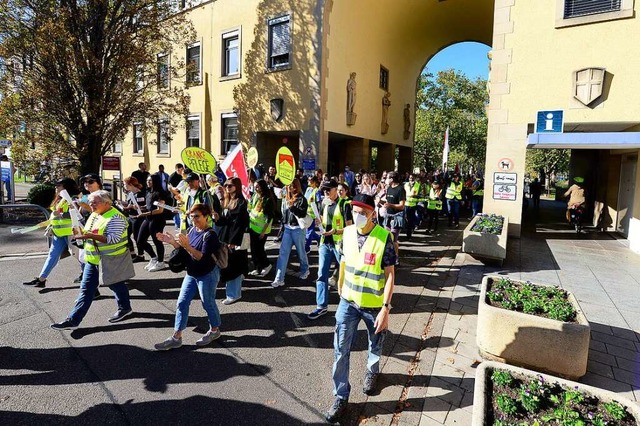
[362,199,640,425]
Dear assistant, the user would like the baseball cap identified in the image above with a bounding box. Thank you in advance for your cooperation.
[55,177,76,187]
[185,172,200,182]
[81,173,101,184]
[351,193,375,211]
[320,179,339,191]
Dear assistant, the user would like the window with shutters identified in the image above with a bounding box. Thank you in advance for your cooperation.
[157,119,170,154]
[133,122,143,154]
[222,29,240,78]
[187,115,200,147]
[556,0,633,27]
[222,113,238,155]
[267,15,291,70]
[186,43,201,85]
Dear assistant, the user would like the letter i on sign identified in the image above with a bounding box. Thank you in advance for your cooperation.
[545,113,554,131]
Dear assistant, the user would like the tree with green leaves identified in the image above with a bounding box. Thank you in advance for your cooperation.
[525,148,570,189]
[414,70,488,173]
[0,0,194,176]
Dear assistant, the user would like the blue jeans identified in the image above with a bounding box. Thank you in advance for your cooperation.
[332,298,386,400]
[472,197,483,217]
[173,212,181,230]
[175,268,221,331]
[274,227,309,282]
[316,243,341,308]
[3,179,11,201]
[447,198,460,225]
[305,226,320,252]
[225,274,243,300]
[68,262,131,326]
[39,235,71,279]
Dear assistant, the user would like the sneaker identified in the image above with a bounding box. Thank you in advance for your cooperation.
[363,371,379,395]
[270,280,285,288]
[93,289,101,300]
[307,308,328,320]
[296,270,310,280]
[108,308,133,323]
[73,273,83,284]
[23,278,45,288]
[328,276,337,287]
[248,269,260,276]
[325,398,348,423]
[154,336,182,351]
[50,320,78,330]
[222,296,241,305]
[132,255,146,263]
[196,329,221,346]
[148,261,165,272]
[258,264,272,277]
[144,259,156,270]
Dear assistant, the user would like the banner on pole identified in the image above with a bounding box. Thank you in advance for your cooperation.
[220,144,250,199]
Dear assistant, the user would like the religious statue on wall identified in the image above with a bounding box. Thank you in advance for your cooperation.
[346,72,357,125]
[403,103,411,140]
[381,92,391,134]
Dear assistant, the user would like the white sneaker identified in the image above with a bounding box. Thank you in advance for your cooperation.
[248,269,260,276]
[328,276,337,287]
[148,261,166,272]
[296,270,310,280]
[144,259,157,271]
[222,296,241,305]
[271,280,285,288]
[259,264,272,277]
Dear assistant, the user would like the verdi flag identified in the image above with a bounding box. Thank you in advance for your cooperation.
[220,144,250,199]
[442,126,450,170]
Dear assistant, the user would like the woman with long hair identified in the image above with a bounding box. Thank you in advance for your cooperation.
[23,177,81,288]
[248,179,276,277]
[137,173,168,272]
[217,177,249,305]
[358,173,377,196]
[271,178,310,288]
[154,204,222,349]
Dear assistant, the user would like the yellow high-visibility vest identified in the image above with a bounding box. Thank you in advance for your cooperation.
[249,193,272,234]
[445,181,463,200]
[50,199,73,237]
[84,208,128,266]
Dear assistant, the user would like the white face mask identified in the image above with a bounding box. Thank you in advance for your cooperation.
[322,196,334,206]
[353,212,369,229]
[189,189,197,197]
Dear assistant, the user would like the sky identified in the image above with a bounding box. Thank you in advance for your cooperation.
[424,41,491,80]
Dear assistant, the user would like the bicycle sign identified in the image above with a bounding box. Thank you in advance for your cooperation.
[493,184,517,201]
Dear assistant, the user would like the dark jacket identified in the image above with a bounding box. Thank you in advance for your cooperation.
[217,197,249,246]
[281,194,308,227]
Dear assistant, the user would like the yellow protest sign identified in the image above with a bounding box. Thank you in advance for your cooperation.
[276,146,295,185]
[180,147,217,175]
[246,147,259,169]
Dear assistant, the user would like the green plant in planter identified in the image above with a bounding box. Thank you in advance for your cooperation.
[471,213,505,234]
[487,278,577,322]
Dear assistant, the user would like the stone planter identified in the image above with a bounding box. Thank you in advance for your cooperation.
[477,276,590,379]
[462,215,508,265]
[472,361,640,426]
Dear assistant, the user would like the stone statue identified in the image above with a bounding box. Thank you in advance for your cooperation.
[403,103,411,140]
[381,92,391,134]
[346,72,357,125]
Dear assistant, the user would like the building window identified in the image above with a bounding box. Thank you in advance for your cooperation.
[133,122,143,153]
[222,30,240,77]
[186,43,201,85]
[267,15,291,70]
[112,140,122,154]
[222,113,238,155]
[187,115,200,147]
[157,53,169,89]
[157,119,170,154]
[564,0,621,18]
[379,65,389,91]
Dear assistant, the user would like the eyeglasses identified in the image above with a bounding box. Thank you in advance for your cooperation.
[88,200,102,206]
[224,184,234,189]
[189,214,202,219]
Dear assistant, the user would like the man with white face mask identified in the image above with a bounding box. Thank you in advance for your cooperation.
[326,193,396,423]
[180,173,213,231]
[308,179,352,320]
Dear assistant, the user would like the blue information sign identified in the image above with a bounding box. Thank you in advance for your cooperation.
[535,110,564,133]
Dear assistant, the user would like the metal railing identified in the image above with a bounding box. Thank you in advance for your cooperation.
[0,203,50,223]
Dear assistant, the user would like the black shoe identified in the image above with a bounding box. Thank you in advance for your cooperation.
[363,371,378,395]
[93,289,101,300]
[454,223,459,229]
[325,398,348,423]
[50,320,78,330]
[108,308,133,323]
[23,278,45,288]
[73,274,83,284]
[132,255,146,263]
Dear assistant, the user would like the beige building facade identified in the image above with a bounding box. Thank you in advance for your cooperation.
[115,0,640,249]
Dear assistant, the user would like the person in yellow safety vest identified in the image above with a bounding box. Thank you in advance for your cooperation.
[426,179,444,234]
[307,179,353,320]
[50,190,134,330]
[180,173,214,232]
[403,174,423,238]
[247,179,276,278]
[471,174,484,218]
[445,173,463,228]
[304,176,322,253]
[23,177,82,289]
[326,193,396,423]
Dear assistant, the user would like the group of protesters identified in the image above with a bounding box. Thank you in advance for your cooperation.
[20,160,483,423]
